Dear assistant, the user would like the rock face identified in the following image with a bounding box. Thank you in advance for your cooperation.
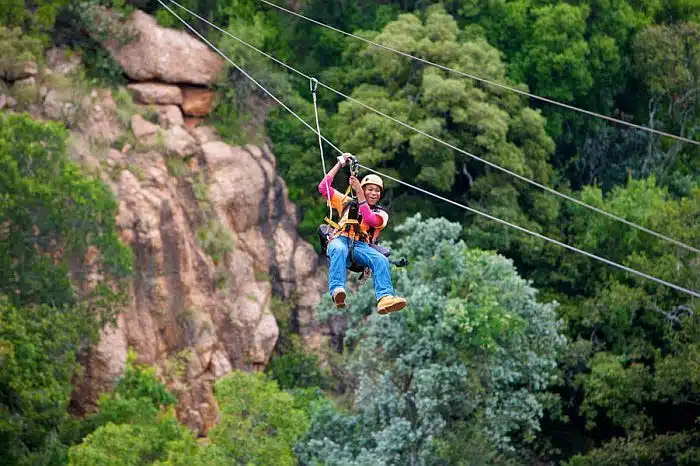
[131,114,159,140]
[182,87,215,117]
[154,105,184,129]
[127,83,183,105]
[60,88,327,436]
[107,10,223,85]
[2,60,38,81]
[11,28,329,439]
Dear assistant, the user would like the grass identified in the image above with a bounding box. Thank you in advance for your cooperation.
[196,218,235,265]
[127,163,146,181]
[254,269,271,282]
[165,155,188,178]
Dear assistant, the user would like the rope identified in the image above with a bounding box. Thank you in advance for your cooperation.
[157,0,700,299]
[310,78,333,220]
[255,0,700,148]
[165,0,700,256]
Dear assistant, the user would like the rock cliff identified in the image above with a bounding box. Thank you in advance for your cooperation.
[0,9,330,435]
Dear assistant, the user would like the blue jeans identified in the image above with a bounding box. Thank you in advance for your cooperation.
[327,236,394,301]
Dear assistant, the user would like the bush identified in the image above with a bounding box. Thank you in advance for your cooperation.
[266,335,329,390]
[0,26,43,77]
[196,218,235,264]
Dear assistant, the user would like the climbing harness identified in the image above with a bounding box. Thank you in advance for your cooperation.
[315,152,408,278]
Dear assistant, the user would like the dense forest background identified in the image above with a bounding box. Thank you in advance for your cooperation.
[1,0,699,464]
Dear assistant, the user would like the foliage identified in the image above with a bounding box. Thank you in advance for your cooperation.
[0,298,96,466]
[0,0,68,41]
[266,334,329,391]
[297,215,566,463]
[631,22,700,182]
[208,371,312,466]
[0,114,132,465]
[0,112,132,308]
[59,0,136,87]
[68,354,202,466]
[564,430,700,466]
[1,1,699,464]
[0,26,43,77]
[196,218,234,265]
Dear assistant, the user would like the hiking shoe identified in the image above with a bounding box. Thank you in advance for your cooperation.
[377,296,407,315]
[332,288,347,308]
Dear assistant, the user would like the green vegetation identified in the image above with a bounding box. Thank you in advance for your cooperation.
[2,1,699,465]
[196,218,234,265]
[69,354,315,466]
[0,113,132,465]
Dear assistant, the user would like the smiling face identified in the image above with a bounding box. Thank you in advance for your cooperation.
[363,184,382,206]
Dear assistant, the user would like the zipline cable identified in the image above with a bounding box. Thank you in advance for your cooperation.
[165,0,700,255]
[254,0,700,148]
[359,164,700,299]
[157,0,700,299]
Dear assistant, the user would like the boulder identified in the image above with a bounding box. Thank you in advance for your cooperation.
[190,125,220,145]
[127,83,183,105]
[4,61,38,81]
[46,48,82,76]
[154,105,184,128]
[43,89,74,121]
[107,10,223,85]
[165,125,197,157]
[131,114,158,140]
[181,87,215,117]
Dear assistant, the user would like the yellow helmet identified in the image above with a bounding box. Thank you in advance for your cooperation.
[360,174,383,190]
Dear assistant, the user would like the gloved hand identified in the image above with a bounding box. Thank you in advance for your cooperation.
[337,152,353,167]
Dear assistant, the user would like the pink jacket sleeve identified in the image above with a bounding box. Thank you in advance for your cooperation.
[318,174,335,200]
[359,202,383,227]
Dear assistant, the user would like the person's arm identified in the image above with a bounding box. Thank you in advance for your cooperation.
[349,176,384,227]
[318,155,349,200]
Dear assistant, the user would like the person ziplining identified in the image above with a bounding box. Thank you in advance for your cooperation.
[317,153,408,314]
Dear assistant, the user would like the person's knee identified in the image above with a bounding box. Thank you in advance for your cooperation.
[367,249,389,268]
[328,239,347,257]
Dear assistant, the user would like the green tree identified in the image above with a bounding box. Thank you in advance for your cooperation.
[68,354,208,466]
[208,371,312,466]
[0,0,68,39]
[0,113,132,465]
[632,22,700,184]
[297,215,566,464]
[0,112,132,308]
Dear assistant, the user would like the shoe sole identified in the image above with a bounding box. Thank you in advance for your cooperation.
[334,291,346,308]
[377,300,407,315]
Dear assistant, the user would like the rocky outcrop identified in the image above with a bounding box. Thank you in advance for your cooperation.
[1,60,38,81]
[182,87,215,117]
[56,86,326,435]
[165,125,197,157]
[4,24,329,438]
[106,10,223,85]
[127,83,183,105]
[131,114,159,140]
[0,59,38,111]
[153,105,185,129]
